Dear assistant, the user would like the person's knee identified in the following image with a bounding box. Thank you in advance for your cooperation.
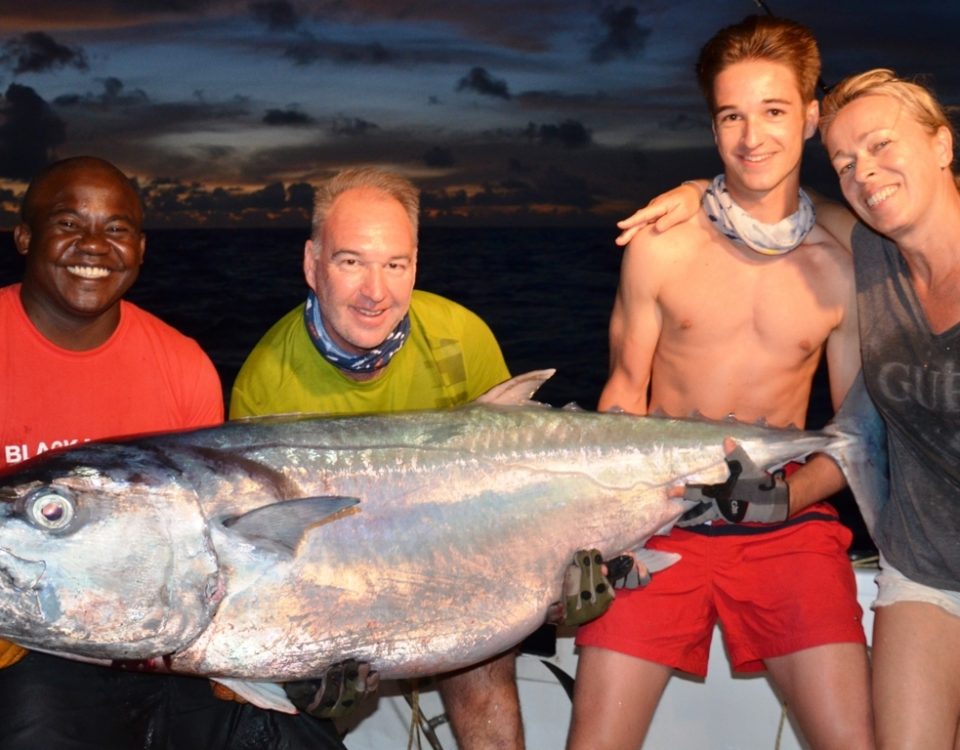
[439,652,519,710]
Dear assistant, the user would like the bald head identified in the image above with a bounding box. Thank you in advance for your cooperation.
[21,157,143,229]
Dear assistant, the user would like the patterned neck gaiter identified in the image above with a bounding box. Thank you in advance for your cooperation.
[702,174,816,256]
[303,291,410,374]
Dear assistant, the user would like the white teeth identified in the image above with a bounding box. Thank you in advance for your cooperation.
[743,154,771,163]
[866,186,897,208]
[67,266,110,279]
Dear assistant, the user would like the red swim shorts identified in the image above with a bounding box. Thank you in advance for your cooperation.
[575,503,866,676]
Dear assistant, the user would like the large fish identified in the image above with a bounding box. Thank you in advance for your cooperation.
[0,371,885,712]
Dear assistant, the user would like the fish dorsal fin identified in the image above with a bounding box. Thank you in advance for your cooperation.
[477,369,555,406]
[223,496,358,552]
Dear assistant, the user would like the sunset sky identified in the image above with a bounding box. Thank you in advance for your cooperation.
[1,0,957,228]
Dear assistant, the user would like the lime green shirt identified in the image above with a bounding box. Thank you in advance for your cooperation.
[229,290,510,418]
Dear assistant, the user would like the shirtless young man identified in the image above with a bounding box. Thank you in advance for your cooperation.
[566,16,873,750]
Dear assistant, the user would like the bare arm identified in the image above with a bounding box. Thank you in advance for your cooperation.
[598,238,664,415]
[784,259,862,514]
[807,189,857,253]
[615,180,708,246]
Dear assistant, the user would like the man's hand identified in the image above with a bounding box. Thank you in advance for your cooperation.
[678,442,790,525]
[548,549,652,627]
[283,660,379,719]
[615,181,705,246]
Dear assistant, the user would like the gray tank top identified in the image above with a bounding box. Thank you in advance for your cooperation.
[853,223,960,591]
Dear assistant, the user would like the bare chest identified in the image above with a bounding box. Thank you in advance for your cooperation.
[658,251,835,357]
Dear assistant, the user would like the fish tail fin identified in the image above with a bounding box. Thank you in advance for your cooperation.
[823,371,888,537]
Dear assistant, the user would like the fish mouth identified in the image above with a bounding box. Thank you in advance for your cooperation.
[0,548,46,591]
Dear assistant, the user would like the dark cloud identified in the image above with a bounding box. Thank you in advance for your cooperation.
[456,67,511,100]
[589,6,651,63]
[0,32,89,75]
[250,1,301,30]
[536,166,595,208]
[0,186,20,226]
[514,88,636,116]
[54,77,149,107]
[287,181,315,210]
[659,112,709,132]
[421,165,595,219]
[263,108,315,126]
[138,179,312,228]
[524,119,592,149]
[423,146,454,168]
[283,32,394,65]
[330,117,379,137]
[0,84,66,181]
[197,145,235,161]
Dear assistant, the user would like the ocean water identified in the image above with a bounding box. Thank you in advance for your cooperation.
[0,226,872,551]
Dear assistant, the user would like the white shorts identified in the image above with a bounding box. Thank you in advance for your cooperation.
[874,555,960,619]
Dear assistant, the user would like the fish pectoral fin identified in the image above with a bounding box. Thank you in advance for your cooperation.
[476,369,555,406]
[223,496,359,552]
[211,678,298,714]
[628,547,681,576]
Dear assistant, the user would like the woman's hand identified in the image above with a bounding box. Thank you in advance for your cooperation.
[616,180,706,246]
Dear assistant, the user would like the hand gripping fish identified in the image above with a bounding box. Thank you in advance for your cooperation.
[0,370,886,713]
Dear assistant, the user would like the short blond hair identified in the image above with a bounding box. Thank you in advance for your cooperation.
[311,167,419,243]
[820,68,955,144]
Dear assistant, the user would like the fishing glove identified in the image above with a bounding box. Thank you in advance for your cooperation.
[550,549,650,626]
[552,549,613,626]
[678,444,790,525]
[283,659,379,719]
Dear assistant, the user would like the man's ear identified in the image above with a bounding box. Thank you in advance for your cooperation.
[12,224,30,256]
[804,99,820,141]
[303,238,318,293]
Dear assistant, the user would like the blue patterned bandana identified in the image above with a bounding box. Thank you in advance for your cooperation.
[303,291,410,374]
[702,174,816,256]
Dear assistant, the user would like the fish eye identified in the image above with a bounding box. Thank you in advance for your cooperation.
[22,488,76,532]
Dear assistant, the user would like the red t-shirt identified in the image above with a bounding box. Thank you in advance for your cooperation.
[0,283,223,471]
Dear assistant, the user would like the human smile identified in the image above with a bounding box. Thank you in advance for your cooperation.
[67,265,111,279]
[352,306,387,320]
[866,185,897,208]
